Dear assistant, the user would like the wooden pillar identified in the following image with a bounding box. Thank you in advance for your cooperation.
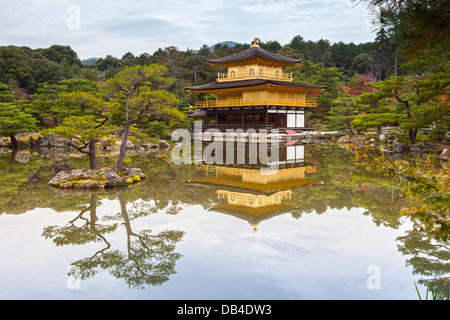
[265,108,268,129]
[242,109,244,129]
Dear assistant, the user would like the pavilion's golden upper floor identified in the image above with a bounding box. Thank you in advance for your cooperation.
[185,39,327,109]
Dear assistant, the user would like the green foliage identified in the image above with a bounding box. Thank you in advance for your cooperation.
[102,64,182,123]
[354,0,450,57]
[0,102,38,138]
[45,115,113,143]
[327,94,360,134]
[29,79,99,126]
[347,53,450,141]
[350,53,373,75]
[431,124,449,142]
[101,64,184,171]
[0,83,15,102]
[415,280,450,300]
[0,83,38,141]
[146,120,168,138]
[352,112,400,133]
[0,46,32,87]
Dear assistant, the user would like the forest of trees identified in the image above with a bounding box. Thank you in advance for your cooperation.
[0,35,392,100]
[0,0,448,150]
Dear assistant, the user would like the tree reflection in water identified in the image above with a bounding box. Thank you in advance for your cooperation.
[397,231,450,299]
[42,188,184,289]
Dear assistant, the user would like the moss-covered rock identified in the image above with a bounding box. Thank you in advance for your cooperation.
[49,167,145,189]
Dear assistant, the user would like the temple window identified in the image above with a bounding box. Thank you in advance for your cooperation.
[258,68,264,76]
[249,68,255,76]
[230,70,236,78]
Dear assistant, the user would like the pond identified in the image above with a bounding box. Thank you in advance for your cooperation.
[0,142,448,300]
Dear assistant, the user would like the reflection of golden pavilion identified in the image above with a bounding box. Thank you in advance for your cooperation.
[214,190,296,232]
[188,164,323,232]
[190,164,321,194]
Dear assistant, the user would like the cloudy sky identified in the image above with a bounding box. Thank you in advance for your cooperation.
[0,0,378,60]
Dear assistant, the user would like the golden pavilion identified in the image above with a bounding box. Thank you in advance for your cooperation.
[186,38,327,132]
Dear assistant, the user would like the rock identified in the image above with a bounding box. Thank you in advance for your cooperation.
[136,149,152,156]
[48,169,94,185]
[440,148,449,160]
[53,163,71,174]
[102,171,124,187]
[106,146,120,150]
[99,139,113,149]
[410,144,421,153]
[15,132,31,137]
[0,137,9,145]
[422,142,435,151]
[34,134,70,149]
[33,136,46,148]
[393,141,406,153]
[28,173,41,184]
[379,134,386,142]
[49,167,145,189]
[337,135,350,144]
[74,181,105,189]
[142,142,159,149]
[15,152,31,163]
[59,182,73,189]
[125,141,135,149]
[124,167,145,179]
[159,139,170,148]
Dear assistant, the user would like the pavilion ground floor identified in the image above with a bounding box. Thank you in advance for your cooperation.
[189,106,313,133]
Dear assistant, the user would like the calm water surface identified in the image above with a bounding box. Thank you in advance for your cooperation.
[0,143,447,299]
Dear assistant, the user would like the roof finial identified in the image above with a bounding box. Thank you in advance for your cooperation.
[251,37,260,47]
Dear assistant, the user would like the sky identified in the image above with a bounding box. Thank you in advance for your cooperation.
[0,0,379,60]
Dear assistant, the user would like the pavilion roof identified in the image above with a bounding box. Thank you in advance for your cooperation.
[186,79,327,92]
[208,45,301,66]
[209,203,297,223]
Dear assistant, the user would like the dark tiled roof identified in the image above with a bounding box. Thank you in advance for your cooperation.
[209,46,301,65]
[186,79,327,91]
[187,109,207,117]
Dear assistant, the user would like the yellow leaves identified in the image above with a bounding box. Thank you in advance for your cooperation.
[347,138,449,241]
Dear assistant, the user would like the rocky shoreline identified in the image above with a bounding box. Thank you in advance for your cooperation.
[0,133,171,152]
[337,134,450,161]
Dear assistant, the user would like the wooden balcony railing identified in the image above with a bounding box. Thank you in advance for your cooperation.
[196,99,317,108]
[217,72,293,82]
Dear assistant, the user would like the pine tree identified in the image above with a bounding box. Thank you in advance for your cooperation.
[0,83,38,147]
[101,64,183,172]
[46,115,113,170]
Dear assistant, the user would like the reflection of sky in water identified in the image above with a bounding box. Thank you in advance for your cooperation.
[0,199,417,299]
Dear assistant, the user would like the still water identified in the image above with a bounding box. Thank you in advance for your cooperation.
[0,142,447,300]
